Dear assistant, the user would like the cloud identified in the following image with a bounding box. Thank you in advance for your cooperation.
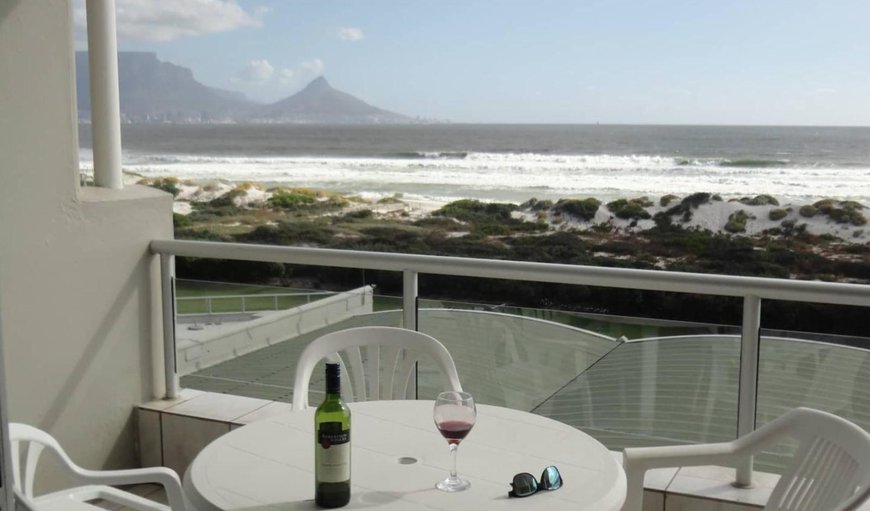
[301,59,325,76]
[235,59,275,83]
[231,59,323,99]
[338,27,365,42]
[73,0,263,42]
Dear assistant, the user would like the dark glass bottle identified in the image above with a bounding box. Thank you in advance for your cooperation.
[314,363,351,508]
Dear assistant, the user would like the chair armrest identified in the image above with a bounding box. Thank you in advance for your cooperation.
[623,441,742,472]
[72,466,186,510]
[621,442,743,511]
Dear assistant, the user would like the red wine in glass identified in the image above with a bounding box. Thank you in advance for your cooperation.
[436,419,473,444]
[433,391,476,492]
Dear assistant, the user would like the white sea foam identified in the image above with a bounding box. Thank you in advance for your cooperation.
[79,150,870,204]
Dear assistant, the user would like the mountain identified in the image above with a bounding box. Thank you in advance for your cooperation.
[251,77,412,124]
[76,52,253,123]
[75,52,417,124]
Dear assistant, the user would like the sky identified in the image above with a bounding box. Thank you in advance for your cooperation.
[73,0,870,125]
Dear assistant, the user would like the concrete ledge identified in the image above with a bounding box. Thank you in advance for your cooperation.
[176,286,373,374]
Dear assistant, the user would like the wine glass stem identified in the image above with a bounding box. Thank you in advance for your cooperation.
[449,443,458,479]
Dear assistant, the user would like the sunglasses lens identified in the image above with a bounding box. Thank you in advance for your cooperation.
[510,473,538,497]
[541,466,562,490]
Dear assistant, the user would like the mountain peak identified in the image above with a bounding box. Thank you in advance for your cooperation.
[303,76,331,92]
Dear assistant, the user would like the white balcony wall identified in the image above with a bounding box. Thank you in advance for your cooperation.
[0,0,173,492]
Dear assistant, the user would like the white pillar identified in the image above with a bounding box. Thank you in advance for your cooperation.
[86,0,123,189]
[735,295,762,487]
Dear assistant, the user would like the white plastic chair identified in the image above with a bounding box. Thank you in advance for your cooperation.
[9,423,186,511]
[292,326,463,410]
[622,407,870,511]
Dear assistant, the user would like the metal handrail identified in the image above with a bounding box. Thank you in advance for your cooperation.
[151,239,870,306]
[150,238,870,487]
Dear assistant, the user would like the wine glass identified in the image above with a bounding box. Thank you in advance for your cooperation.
[433,391,476,492]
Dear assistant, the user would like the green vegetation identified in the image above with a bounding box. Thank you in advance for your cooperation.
[768,209,788,221]
[520,198,555,212]
[552,198,601,221]
[175,280,327,314]
[654,192,712,226]
[739,195,779,206]
[433,199,547,236]
[268,188,346,212]
[168,185,869,337]
[660,194,679,207]
[606,197,653,220]
[377,195,404,205]
[799,205,818,218]
[725,210,751,233]
[813,199,867,226]
[209,187,246,208]
[140,176,182,196]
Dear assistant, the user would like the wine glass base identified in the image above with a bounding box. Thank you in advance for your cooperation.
[436,476,471,492]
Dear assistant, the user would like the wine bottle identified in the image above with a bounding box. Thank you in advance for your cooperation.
[314,363,351,508]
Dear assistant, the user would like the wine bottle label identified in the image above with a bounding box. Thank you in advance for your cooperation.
[317,422,350,483]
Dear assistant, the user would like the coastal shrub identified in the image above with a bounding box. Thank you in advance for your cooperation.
[413,217,464,231]
[854,230,864,239]
[552,198,601,221]
[173,213,192,228]
[777,219,807,237]
[768,209,788,221]
[520,198,554,212]
[509,232,591,264]
[377,195,404,205]
[655,192,711,225]
[210,188,246,208]
[269,189,317,209]
[606,198,652,220]
[799,205,817,218]
[660,194,679,207]
[682,192,712,209]
[342,209,374,220]
[238,221,335,245]
[269,188,347,212]
[740,195,779,206]
[712,194,723,202]
[725,210,751,233]
[434,199,517,223]
[812,199,867,226]
[591,222,615,234]
[189,203,241,219]
[142,177,182,196]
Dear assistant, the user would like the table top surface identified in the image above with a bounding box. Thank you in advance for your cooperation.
[183,400,626,511]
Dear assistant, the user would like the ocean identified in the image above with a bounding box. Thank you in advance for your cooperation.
[78,124,870,204]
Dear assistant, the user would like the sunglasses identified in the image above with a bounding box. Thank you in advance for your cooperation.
[508,465,563,498]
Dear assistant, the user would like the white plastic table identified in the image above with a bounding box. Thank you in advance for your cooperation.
[183,400,626,511]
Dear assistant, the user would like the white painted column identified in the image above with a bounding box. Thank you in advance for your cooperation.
[86,0,123,189]
[160,255,178,399]
[735,295,762,487]
[402,270,418,331]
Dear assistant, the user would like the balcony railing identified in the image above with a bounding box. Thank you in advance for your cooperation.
[149,238,870,486]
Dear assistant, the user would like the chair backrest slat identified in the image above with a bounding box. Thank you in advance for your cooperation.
[380,345,400,399]
[344,347,366,401]
[292,327,463,410]
[764,408,870,511]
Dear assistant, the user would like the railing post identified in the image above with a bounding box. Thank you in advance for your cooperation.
[735,295,762,487]
[402,270,418,331]
[85,0,123,189]
[160,255,179,400]
[402,270,419,399]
